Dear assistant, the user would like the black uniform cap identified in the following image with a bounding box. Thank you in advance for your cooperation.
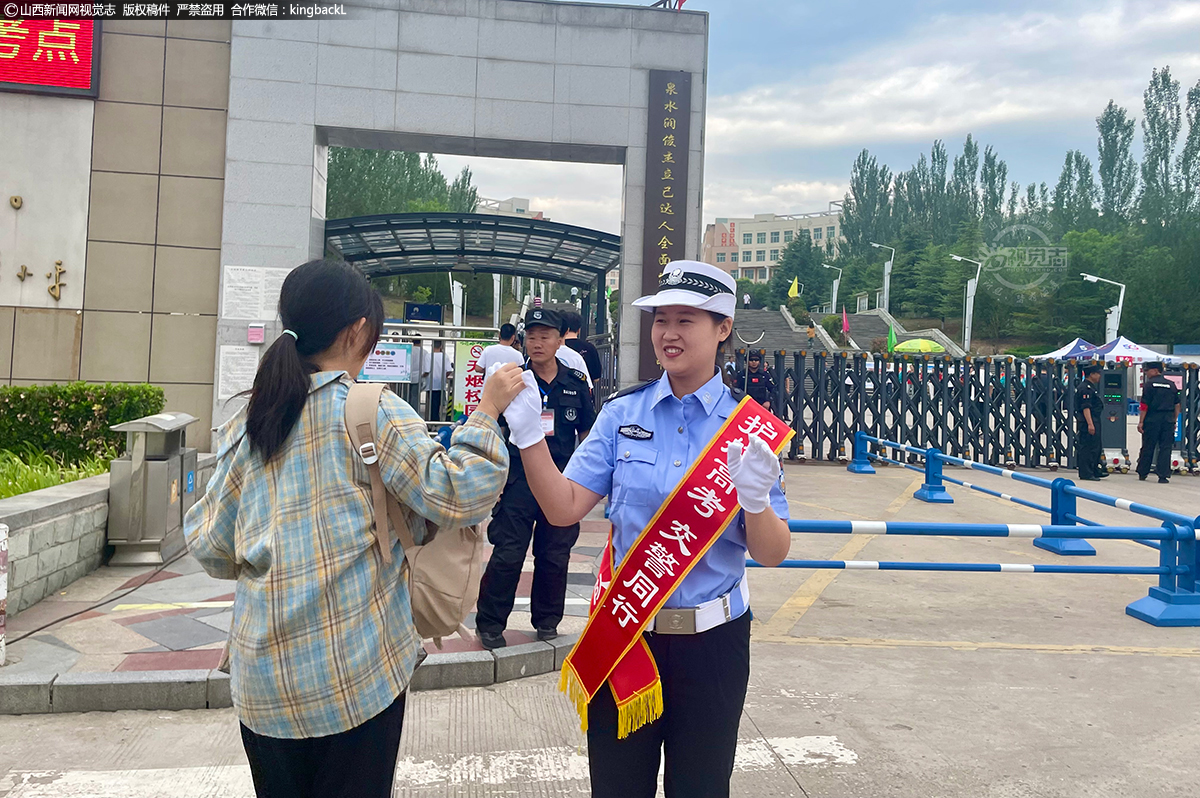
[524,308,562,331]
[1082,363,1103,376]
[747,351,762,361]
[1144,360,1164,371]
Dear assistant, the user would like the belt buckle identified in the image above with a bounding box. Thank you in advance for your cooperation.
[655,608,696,635]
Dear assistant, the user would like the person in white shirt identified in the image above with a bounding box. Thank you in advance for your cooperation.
[474,323,525,374]
[422,340,453,421]
[556,342,593,391]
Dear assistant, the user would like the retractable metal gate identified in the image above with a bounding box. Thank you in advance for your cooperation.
[769,353,1200,472]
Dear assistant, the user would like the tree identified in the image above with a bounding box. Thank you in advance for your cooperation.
[839,149,893,259]
[980,145,1009,237]
[767,235,827,309]
[927,141,950,243]
[1176,79,1200,218]
[1140,66,1182,227]
[1050,150,1097,235]
[948,134,980,231]
[1096,100,1137,225]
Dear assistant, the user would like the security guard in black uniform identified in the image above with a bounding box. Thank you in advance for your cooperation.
[737,351,776,412]
[476,308,596,649]
[1075,364,1104,480]
[1136,361,1181,483]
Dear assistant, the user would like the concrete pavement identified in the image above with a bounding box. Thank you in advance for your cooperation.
[1,462,1198,795]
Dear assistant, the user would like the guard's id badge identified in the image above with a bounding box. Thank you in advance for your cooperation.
[541,411,555,436]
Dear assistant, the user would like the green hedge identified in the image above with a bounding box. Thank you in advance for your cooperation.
[0,382,166,463]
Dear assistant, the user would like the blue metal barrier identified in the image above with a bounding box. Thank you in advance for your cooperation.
[823,431,1200,626]
[747,517,1200,627]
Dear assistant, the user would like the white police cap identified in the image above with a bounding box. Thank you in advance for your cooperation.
[631,260,737,318]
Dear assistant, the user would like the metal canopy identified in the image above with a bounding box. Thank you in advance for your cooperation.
[325,212,621,289]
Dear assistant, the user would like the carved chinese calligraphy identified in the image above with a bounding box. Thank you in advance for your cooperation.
[46,259,65,301]
[640,70,692,378]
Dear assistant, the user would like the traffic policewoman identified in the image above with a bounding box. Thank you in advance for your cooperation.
[499,260,791,798]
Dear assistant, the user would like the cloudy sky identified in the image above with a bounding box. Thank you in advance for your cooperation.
[439,0,1200,235]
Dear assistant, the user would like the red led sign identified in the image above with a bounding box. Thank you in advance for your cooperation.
[0,20,99,97]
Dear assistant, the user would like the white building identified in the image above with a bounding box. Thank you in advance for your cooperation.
[701,205,844,284]
[475,196,546,220]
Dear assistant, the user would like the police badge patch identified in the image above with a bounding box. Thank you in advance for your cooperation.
[618,424,653,440]
[565,407,578,422]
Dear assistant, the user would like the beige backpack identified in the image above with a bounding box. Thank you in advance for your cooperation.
[345,382,484,648]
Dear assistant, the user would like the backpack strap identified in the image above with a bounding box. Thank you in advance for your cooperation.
[346,381,416,564]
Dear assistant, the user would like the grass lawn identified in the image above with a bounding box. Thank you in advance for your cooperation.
[0,449,112,501]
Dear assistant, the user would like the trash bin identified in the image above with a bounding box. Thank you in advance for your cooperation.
[107,412,198,566]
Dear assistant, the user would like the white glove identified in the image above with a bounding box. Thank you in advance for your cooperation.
[484,362,506,384]
[505,371,546,450]
[727,433,780,515]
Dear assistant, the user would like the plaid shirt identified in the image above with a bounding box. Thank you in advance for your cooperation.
[184,372,508,739]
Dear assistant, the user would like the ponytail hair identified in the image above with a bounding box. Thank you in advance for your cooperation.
[245,259,385,462]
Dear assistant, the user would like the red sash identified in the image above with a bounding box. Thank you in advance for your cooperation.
[561,396,793,738]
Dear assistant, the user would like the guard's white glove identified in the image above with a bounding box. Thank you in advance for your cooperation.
[504,371,546,450]
[727,433,780,515]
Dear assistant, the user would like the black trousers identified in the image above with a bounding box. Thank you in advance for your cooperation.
[587,611,751,798]
[427,390,445,421]
[1137,414,1175,478]
[1076,426,1101,479]
[240,692,406,798]
[476,479,580,634]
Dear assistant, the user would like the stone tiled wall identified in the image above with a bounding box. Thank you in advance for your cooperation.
[0,452,217,617]
[6,505,108,614]
[2,21,233,452]
[0,475,109,615]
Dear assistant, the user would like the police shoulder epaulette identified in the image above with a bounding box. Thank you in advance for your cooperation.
[569,368,589,384]
[604,379,656,405]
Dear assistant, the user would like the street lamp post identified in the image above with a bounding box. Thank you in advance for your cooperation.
[1080,273,1126,343]
[822,263,842,315]
[950,254,983,353]
[870,242,896,314]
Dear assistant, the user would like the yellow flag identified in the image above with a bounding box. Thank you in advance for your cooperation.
[787,277,799,298]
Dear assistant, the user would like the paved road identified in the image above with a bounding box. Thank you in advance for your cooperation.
[2,463,1197,796]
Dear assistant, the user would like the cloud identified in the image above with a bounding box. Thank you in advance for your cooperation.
[703,178,846,220]
[706,0,1200,156]
[434,154,623,235]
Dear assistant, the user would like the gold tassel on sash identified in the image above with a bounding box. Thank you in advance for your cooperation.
[615,680,664,739]
[560,661,591,733]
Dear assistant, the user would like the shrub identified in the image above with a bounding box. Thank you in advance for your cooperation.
[0,382,166,463]
[821,314,842,339]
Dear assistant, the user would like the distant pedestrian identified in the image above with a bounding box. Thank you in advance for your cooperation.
[562,309,603,383]
[1136,361,1180,483]
[1075,363,1103,481]
[743,292,751,309]
[735,351,776,412]
[474,323,524,374]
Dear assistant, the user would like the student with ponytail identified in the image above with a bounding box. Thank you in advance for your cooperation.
[184,259,527,798]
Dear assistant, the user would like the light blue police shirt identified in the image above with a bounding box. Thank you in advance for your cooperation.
[563,370,789,609]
